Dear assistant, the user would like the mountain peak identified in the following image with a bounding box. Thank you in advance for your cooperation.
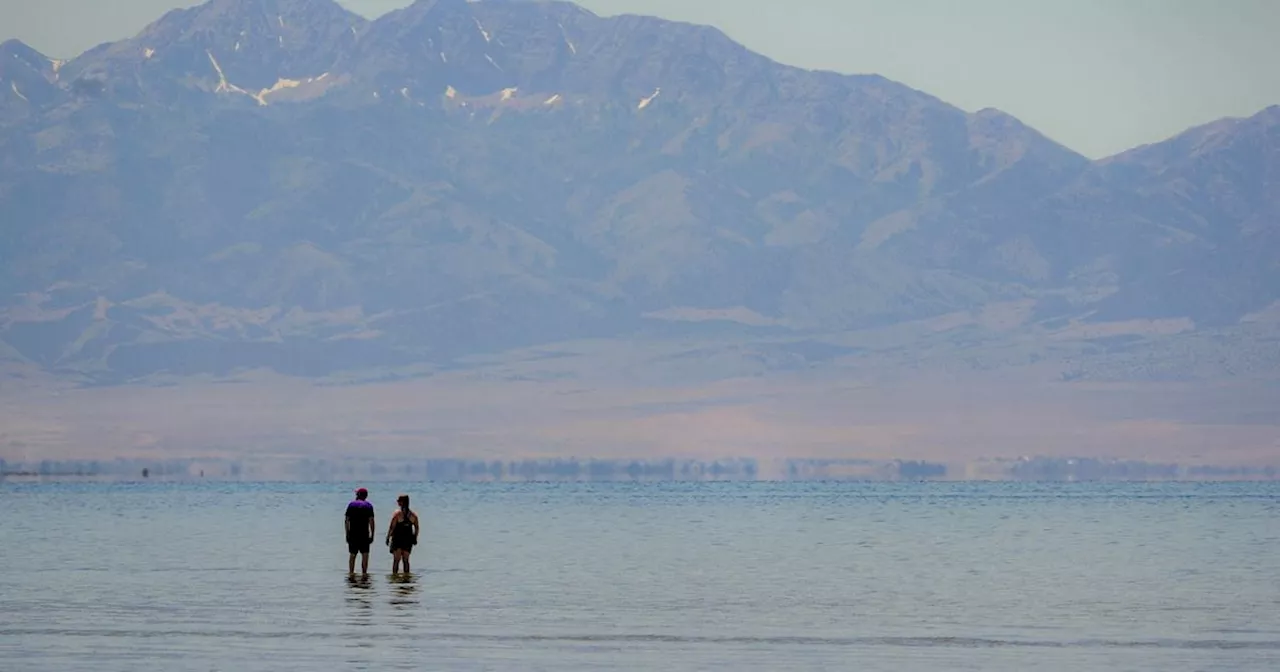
[0,38,58,81]
[134,0,365,44]
[60,0,366,96]
[1102,103,1280,168]
[1,39,49,65]
[1,39,64,116]
[343,0,768,105]
[407,0,471,8]
[176,0,355,14]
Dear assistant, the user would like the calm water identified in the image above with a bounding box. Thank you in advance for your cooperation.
[1,480,1278,671]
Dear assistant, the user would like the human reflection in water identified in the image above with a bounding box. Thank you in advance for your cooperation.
[387,572,420,613]
[345,574,375,630]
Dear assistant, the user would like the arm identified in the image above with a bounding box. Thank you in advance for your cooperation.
[385,511,397,545]
[368,514,376,542]
[412,513,420,541]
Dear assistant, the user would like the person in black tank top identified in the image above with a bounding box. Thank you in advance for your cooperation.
[386,493,419,574]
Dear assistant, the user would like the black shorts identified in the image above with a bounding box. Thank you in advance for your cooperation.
[348,537,371,555]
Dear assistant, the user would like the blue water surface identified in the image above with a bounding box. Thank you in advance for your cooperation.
[1,480,1277,671]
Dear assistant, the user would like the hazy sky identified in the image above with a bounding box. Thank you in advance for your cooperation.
[3,0,1277,158]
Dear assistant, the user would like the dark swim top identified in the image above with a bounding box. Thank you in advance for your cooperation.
[392,508,416,546]
[346,500,374,535]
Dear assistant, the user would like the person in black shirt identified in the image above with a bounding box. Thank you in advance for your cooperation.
[344,487,376,576]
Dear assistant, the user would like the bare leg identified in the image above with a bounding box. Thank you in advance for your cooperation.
[391,550,403,574]
[402,552,411,574]
[360,551,369,576]
[348,553,356,575]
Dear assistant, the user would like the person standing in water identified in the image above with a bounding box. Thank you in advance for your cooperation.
[386,493,419,574]
[345,487,376,576]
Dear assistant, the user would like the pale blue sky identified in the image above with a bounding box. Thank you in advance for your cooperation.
[2,0,1277,158]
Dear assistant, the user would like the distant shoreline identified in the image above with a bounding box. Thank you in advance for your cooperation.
[3,455,1277,484]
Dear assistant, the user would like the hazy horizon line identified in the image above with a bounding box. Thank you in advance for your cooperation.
[6,454,1276,484]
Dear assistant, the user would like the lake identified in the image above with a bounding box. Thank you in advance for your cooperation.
[1,480,1277,670]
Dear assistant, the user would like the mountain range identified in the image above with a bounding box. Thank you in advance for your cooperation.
[0,0,1276,400]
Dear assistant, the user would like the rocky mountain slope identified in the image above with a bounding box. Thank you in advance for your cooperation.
[1,0,1276,384]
